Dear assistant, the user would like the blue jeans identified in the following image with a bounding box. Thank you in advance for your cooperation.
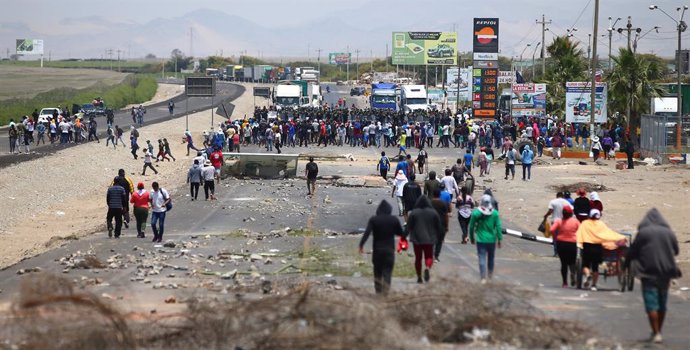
[522,163,532,180]
[151,211,166,239]
[476,242,496,279]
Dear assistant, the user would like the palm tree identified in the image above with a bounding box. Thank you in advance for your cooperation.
[607,48,665,128]
[542,36,587,116]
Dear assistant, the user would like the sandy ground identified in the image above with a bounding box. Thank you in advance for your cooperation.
[124,83,184,109]
[0,83,254,268]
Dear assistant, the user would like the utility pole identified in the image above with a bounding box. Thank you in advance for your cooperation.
[189,27,194,58]
[590,0,600,138]
[346,45,350,82]
[370,50,373,72]
[617,16,641,51]
[316,48,322,74]
[536,14,552,77]
[587,34,592,69]
[608,17,622,71]
[117,49,122,72]
[355,49,360,80]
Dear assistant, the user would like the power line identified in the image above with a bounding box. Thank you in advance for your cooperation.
[568,0,593,32]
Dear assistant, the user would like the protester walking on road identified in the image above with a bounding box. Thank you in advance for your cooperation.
[423,171,440,198]
[504,145,516,180]
[106,125,116,148]
[201,160,216,200]
[521,144,534,181]
[431,189,450,262]
[392,170,407,216]
[156,139,171,162]
[106,177,127,239]
[305,157,318,196]
[130,127,140,160]
[130,182,150,238]
[168,100,175,115]
[406,196,443,284]
[549,205,580,288]
[625,208,682,344]
[112,169,134,229]
[469,194,503,283]
[377,151,390,179]
[575,209,626,291]
[402,173,422,221]
[359,200,405,295]
[590,136,602,162]
[456,186,474,244]
[149,181,170,243]
[625,139,635,169]
[187,159,202,201]
[573,188,591,222]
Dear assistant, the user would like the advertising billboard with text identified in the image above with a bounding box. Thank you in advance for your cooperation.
[328,52,351,65]
[473,18,499,60]
[16,39,44,55]
[565,82,608,123]
[392,32,457,65]
[511,83,547,117]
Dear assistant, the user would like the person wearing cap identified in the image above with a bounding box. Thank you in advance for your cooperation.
[589,192,603,214]
[625,208,682,344]
[468,194,503,283]
[130,182,150,238]
[575,209,626,291]
[590,135,602,161]
[573,188,591,222]
[201,159,216,200]
[106,177,127,239]
[391,170,408,216]
[209,147,224,184]
[550,205,580,287]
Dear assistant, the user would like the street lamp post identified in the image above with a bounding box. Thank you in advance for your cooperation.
[633,26,661,53]
[608,17,622,71]
[650,4,688,150]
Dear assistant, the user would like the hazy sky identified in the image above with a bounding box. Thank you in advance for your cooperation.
[1,0,688,59]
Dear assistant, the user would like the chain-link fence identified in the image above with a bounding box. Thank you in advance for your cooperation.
[640,114,690,163]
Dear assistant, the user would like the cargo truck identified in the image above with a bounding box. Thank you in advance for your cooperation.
[274,82,302,110]
[399,85,430,113]
[370,83,397,110]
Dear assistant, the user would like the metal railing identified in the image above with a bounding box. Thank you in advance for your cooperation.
[640,114,690,163]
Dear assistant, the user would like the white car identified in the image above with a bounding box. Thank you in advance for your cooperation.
[38,108,62,124]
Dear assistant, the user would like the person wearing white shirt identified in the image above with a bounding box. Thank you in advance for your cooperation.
[148,181,170,243]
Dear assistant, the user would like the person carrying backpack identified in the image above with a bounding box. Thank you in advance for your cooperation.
[377,151,390,179]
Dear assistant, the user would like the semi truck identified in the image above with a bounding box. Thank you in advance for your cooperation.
[273,82,302,110]
[399,85,430,113]
[370,83,397,110]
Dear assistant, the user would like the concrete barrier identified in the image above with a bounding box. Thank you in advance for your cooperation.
[222,152,299,179]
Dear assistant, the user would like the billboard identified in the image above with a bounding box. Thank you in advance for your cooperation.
[16,39,44,55]
[473,18,499,61]
[392,32,457,65]
[565,82,608,123]
[185,77,216,97]
[328,52,351,65]
[472,67,499,118]
[446,67,472,101]
[511,83,546,117]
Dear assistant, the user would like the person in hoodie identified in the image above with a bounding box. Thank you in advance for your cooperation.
[625,208,681,344]
[402,173,422,221]
[406,196,443,284]
[469,194,503,283]
[359,200,405,295]
[521,144,534,181]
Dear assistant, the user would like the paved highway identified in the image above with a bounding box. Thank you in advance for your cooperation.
[0,81,245,168]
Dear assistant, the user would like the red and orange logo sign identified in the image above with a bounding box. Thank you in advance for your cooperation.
[475,27,498,44]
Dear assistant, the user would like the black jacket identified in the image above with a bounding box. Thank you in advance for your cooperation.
[406,196,443,245]
[626,208,681,284]
[106,185,127,209]
[402,181,422,212]
[359,201,404,252]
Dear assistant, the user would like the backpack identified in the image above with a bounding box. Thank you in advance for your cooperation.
[162,189,172,211]
[379,156,390,170]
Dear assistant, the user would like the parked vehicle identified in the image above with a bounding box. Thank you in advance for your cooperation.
[38,108,62,124]
[350,87,366,96]
[399,85,430,113]
[370,83,397,110]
